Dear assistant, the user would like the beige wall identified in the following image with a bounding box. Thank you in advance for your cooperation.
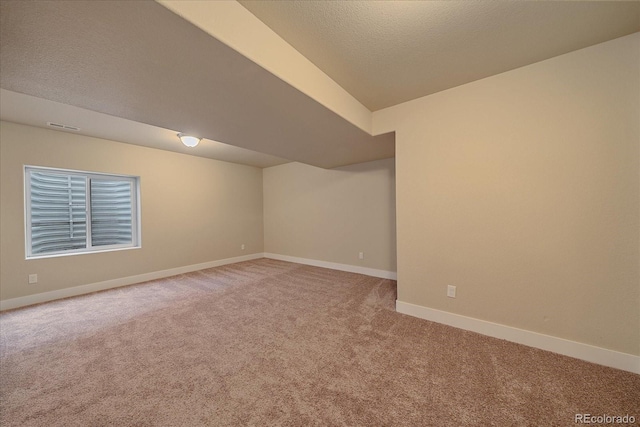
[263,159,396,273]
[374,33,639,355]
[0,121,264,300]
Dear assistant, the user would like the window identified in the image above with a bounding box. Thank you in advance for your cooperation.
[25,166,140,258]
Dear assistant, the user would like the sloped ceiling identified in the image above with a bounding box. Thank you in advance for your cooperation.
[0,0,394,169]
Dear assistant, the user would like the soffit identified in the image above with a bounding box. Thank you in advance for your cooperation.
[0,90,289,169]
[239,0,640,111]
[0,0,394,169]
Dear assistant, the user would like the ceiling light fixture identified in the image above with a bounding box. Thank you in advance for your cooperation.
[177,132,201,148]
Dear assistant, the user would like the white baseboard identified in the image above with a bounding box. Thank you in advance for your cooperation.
[264,253,397,280]
[0,253,264,311]
[396,301,639,374]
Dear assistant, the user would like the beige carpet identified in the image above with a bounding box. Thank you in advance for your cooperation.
[1,258,638,426]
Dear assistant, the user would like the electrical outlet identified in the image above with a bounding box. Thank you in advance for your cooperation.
[28,274,38,284]
[241,244,245,250]
[447,285,456,298]
[358,252,364,260]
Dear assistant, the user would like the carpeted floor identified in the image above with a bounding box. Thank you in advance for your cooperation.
[0,258,638,426]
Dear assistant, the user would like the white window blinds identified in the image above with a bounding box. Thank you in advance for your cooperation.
[25,167,140,258]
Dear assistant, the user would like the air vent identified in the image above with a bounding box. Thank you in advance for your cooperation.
[47,122,81,131]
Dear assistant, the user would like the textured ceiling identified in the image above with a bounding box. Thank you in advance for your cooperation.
[0,0,394,169]
[2,1,638,168]
[239,0,640,111]
[0,89,289,169]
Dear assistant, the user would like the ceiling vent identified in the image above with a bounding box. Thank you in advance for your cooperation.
[47,121,81,131]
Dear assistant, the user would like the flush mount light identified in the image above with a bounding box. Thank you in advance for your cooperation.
[177,133,201,148]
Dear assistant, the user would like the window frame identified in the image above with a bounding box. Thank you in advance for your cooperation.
[24,165,141,259]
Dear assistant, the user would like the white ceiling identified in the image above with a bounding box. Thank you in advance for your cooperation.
[0,0,393,169]
[0,89,289,169]
[239,0,640,111]
[1,1,638,168]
